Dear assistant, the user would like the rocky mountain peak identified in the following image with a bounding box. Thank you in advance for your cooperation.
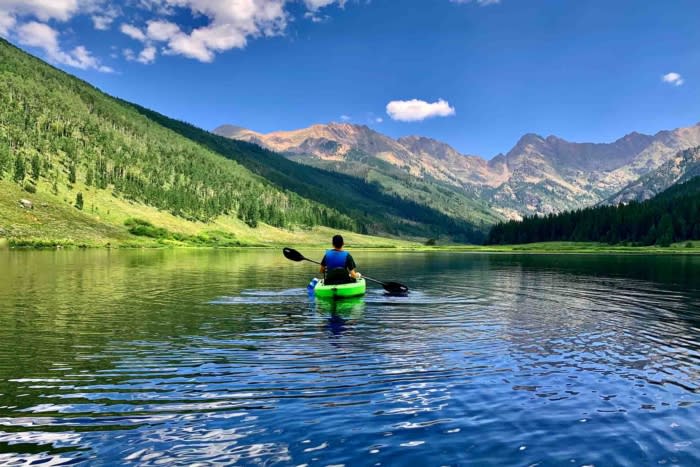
[214,119,700,218]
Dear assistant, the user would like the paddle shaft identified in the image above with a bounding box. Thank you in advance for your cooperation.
[297,255,389,288]
[283,247,408,294]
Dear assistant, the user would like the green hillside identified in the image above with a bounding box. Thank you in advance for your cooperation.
[0,38,476,247]
[286,149,502,228]
[487,172,700,246]
[129,105,485,242]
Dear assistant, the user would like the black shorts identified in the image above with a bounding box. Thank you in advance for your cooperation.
[325,268,355,285]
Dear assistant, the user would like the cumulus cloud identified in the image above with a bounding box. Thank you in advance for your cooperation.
[4,0,350,67]
[451,0,501,5]
[91,6,120,30]
[146,20,181,41]
[120,23,147,41]
[137,45,157,64]
[386,99,456,122]
[0,0,83,22]
[662,72,684,86]
[304,0,345,11]
[117,0,347,62]
[16,21,112,72]
[92,15,112,30]
[149,0,289,62]
[0,11,16,36]
[0,0,113,71]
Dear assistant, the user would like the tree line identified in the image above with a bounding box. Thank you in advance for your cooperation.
[486,174,700,246]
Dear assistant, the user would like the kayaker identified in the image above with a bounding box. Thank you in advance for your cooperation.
[320,235,361,285]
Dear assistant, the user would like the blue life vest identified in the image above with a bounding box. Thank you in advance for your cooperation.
[324,249,348,270]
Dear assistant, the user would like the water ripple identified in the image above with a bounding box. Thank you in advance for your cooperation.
[0,251,699,465]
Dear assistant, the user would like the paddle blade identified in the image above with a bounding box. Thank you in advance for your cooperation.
[283,247,305,262]
[383,281,409,296]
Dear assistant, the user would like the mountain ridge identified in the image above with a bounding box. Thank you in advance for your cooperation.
[215,121,700,218]
[0,37,484,245]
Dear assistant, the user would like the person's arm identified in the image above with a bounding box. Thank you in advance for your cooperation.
[320,255,327,274]
[346,254,360,279]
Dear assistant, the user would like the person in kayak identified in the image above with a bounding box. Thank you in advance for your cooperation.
[320,235,362,285]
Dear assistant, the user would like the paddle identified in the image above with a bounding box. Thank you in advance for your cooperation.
[283,247,409,295]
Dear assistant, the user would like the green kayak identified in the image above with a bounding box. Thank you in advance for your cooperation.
[314,278,366,299]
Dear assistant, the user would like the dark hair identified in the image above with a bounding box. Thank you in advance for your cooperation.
[332,234,344,248]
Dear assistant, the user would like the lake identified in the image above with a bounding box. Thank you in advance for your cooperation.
[0,249,699,465]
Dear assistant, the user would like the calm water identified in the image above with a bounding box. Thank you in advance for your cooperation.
[0,250,699,466]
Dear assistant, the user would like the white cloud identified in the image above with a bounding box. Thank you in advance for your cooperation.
[386,99,456,122]
[451,0,501,5]
[16,21,112,72]
[340,114,351,121]
[0,11,16,36]
[92,15,112,30]
[146,20,181,41]
[304,0,345,11]
[123,45,158,64]
[119,0,347,63]
[144,0,289,62]
[91,6,119,30]
[375,117,383,123]
[3,0,351,66]
[662,72,684,87]
[137,45,157,64]
[0,0,82,22]
[120,23,147,42]
[16,21,59,50]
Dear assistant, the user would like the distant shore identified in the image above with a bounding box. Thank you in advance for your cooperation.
[3,238,700,254]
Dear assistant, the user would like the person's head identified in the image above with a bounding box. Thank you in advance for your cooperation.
[332,234,344,249]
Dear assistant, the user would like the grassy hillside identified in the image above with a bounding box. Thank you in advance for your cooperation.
[129,105,486,243]
[286,149,502,228]
[0,177,418,248]
[0,39,412,248]
[0,38,482,245]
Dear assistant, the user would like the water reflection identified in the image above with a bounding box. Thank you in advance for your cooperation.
[0,250,699,465]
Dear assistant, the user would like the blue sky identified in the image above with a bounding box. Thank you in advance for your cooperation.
[2,0,699,157]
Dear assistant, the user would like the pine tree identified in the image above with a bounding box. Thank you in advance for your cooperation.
[86,167,94,187]
[75,192,84,210]
[13,154,25,183]
[656,214,674,247]
[68,163,76,184]
[0,142,9,178]
[31,153,41,180]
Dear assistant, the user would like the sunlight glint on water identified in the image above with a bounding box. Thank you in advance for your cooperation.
[0,250,699,465]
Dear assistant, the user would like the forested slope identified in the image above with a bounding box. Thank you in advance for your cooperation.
[487,173,700,246]
[130,105,485,242]
[0,38,359,239]
[0,38,483,244]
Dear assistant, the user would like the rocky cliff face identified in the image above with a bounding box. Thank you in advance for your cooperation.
[214,121,700,219]
[606,146,700,205]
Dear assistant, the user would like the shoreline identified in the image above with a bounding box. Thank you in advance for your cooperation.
[3,238,700,255]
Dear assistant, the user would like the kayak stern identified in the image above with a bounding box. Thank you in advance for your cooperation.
[314,278,366,299]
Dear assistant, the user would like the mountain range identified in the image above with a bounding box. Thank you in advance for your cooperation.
[0,38,483,246]
[215,122,700,219]
[2,34,698,248]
